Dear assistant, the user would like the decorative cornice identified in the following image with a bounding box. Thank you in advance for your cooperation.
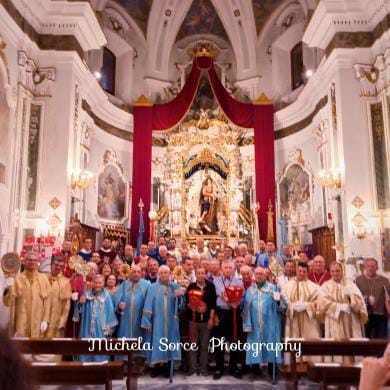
[303,0,390,50]
[81,99,167,147]
[275,95,328,140]
[325,31,373,58]
[325,12,390,57]
[0,0,106,59]
[82,99,131,141]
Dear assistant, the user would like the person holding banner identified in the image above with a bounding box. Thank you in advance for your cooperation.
[212,261,244,380]
[185,267,216,376]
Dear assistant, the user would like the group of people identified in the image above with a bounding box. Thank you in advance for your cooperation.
[1,236,389,382]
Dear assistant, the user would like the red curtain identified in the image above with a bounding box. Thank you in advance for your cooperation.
[152,59,202,130]
[130,58,203,245]
[130,105,153,246]
[206,65,253,128]
[130,56,275,246]
[253,104,275,241]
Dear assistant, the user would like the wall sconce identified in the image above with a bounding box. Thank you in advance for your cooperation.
[352,212,368,239]
[319,168,341,189]
[71,169,94,190]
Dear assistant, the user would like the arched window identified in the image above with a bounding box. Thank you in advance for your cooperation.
[101,47,116,95]
[290,42,304,90]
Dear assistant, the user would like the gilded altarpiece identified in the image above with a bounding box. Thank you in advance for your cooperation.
[163,121,245,241]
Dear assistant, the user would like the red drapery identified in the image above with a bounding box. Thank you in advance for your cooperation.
[130,56,275,246]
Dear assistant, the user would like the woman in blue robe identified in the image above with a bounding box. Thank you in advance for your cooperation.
[106,274,121,308]
[141,265,184,372]
[78,275,118,362]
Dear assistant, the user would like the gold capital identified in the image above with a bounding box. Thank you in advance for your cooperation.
[253,93,272,105]
[133,94,153,107]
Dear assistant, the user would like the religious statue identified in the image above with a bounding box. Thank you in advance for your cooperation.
[199,177,218,234]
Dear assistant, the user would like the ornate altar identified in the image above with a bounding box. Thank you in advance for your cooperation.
[158,118,248,242]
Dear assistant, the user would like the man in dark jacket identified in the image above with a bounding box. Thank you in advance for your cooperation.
[185,267,217,376]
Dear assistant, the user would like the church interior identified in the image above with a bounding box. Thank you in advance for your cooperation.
[0,0,389,389]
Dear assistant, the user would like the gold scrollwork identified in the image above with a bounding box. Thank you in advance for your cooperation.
[183,148,230,177]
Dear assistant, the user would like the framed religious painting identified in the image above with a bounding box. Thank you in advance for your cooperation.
[96,160,129,224]
[277,149,314,230]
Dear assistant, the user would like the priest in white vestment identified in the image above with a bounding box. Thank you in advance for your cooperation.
[283,262,321,363]
[318,261,368,363]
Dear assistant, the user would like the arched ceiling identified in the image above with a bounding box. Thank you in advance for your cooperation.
[101,0,306,83]
[111,0,291,41]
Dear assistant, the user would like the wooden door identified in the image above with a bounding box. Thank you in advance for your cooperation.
[309,226,336,268]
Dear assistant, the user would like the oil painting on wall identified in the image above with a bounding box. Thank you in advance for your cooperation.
[97,164,127,222]
[278,162,311,226]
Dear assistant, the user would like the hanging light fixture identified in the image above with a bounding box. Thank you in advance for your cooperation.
[71,169,94,190]
[318,168,341,189]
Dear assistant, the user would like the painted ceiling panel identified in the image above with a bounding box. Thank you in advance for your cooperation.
[176,0,230,43]
[116,0,153,37]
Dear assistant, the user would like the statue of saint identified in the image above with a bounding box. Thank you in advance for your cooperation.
[199,177,218,234]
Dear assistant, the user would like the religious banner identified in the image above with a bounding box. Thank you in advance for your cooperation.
[102,225,129,256]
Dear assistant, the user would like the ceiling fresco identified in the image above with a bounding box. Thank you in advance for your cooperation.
[176,0,230,43]
[252,0,285,36]
[116,0,153,37]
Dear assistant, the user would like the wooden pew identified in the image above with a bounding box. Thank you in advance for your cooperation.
[12,338,144,390]
[30,361,125,390]
[307,362,390,390]
[288,339,388,390]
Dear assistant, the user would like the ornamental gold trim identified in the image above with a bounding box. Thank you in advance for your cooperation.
[133,94,153,106]
[188,43,219,59]
[183,148,230,177]
[253,92,272,105]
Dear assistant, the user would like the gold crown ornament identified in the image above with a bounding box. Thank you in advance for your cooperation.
[188,43,219,59]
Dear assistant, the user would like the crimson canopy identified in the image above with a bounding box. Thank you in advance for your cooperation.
[131,55,275,245]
